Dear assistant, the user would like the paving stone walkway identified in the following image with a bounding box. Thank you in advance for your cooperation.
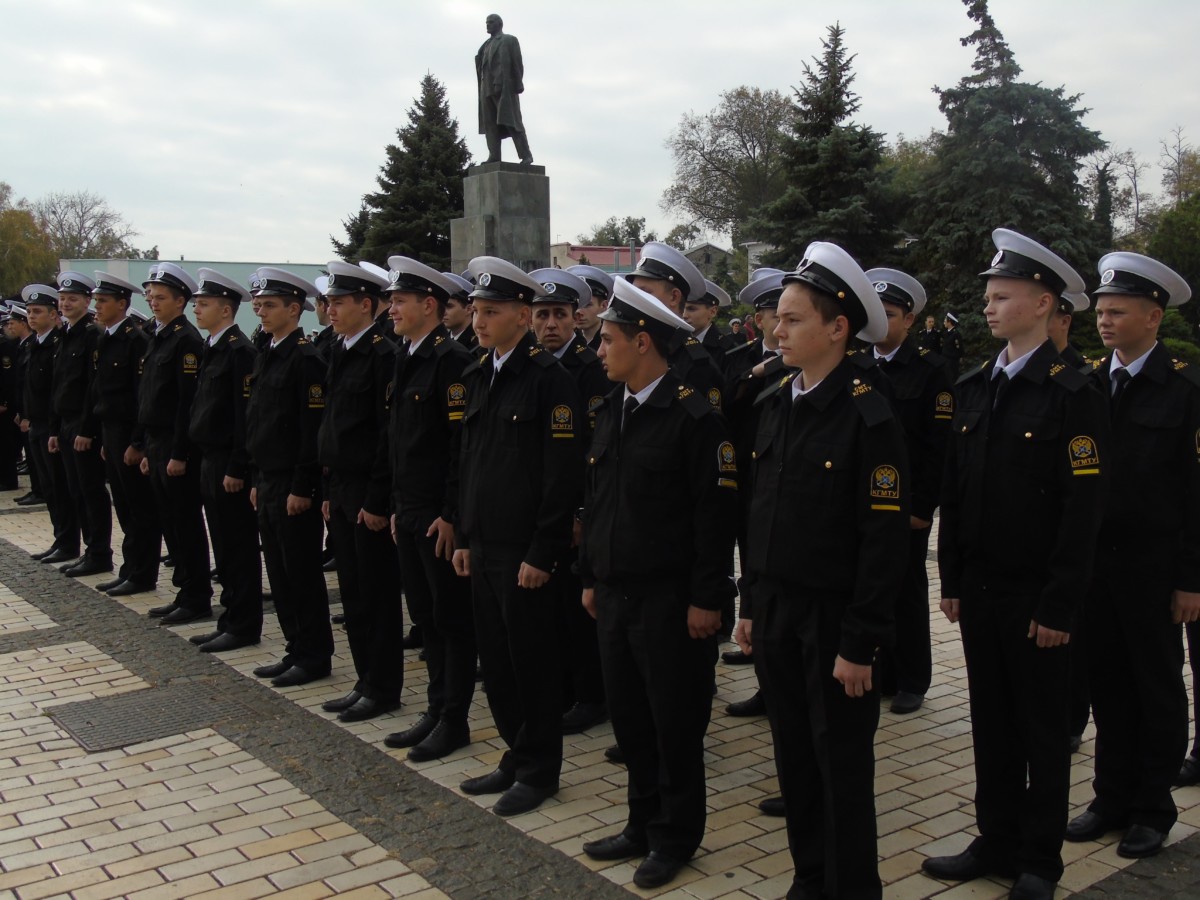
[1,479,1199,898]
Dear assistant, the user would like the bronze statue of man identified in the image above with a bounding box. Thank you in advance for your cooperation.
[476,13,532,165]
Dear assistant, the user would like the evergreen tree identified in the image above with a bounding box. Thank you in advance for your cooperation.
[332,74,472,269]
[1148,193,1200,333]
[910,0,1105,322]
[750,24,897,269]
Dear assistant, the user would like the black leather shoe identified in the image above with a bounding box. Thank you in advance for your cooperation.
[493,782,557,817]
[633,851,686,889]
[758,796,785,817]
[189,630,223,646]
[561,701,608,735]
[922,849,1013,881]
[41,548,79,564]
[62,558,114,577]
[1066,810,1126,842]
[1176,754,1200,786]
[583,833,648,861]
[1069,734,1083,754]
[107,581,155,597]
[721,649,754,665]
[159,606,212,626]
[321,690,363,713]
[331,613,345,625]
[148,602,179,617]
[162,555,174,567]
[1117,824,1167,859]
[338,696,401,723]
[254,660,290,679]
[271,665,329,687]
[384,711,436,748]
[199,632,259,653]
[890,691,924,714]
[96,577,125,592]
[1010,873,1057,900]
[30,546,58,560]
[322,557,337,572]
[401,626,424,650]
[726,691,766,717]
[408,720,470,762]
[461,768,515,796]
[604,745,626,765]
[16,494,45,507]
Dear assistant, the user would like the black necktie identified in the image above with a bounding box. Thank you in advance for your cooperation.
[622,396,639,432]
[992,370,1010,410]
[1111,368,1131,407]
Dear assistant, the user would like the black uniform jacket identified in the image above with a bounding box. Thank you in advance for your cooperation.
[579,372,738,612]
[0,335,17,412]
[51,315,100,435]
[743,356,910,664]
[455,330,583,573]
[723,337,766,385]
[9,335,33,420]
[1090,343,1200,591]
[386,324,471,522]
[454,323,479,352]
[245,328,325,500]
[318,323,396,516]
[939,340,1109,631]
[90,318,150,429]
[941,328,963,363]
[557,333,612,442]
[136,314,205,459]
[313,324,336,354]
[875,340,954,522]
[22,329,61,423]
[188,326,257,479]
[669,336,725,412]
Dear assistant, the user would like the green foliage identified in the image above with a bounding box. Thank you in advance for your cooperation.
[577,216,656,246]
[662,222,701,250]
[1148,193,1200,329]
[908,0,1105,306]
[750,23,898,268]
[880,131,939,234]
[0,206,56,296]
[334,74,471,269]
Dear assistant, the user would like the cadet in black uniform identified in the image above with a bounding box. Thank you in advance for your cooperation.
[579,279,737,890]
[567,264,613,352]
[184,269,261,652]
[442,273,478,351]
[626,242,726,411]
[682,279,738,369]
[317,261,403,719]
[529,267,612,735]
[1064,253,1200,860]
[5,304,42,505]
[23,286,79,563]
[451,256,583,817]
[865,267,953,715]
[0,306,18,491]
[916,314,942,353]
[941,312,963,380]
[89,274,160,597]
[1049,291,1089,370]
[924,230,1109,900]
[736,243,909,899]
[49,272,112,577]
[137,263,213,625]
[312,277,335,352]
[379,257,476,761]
[245,267,335,688]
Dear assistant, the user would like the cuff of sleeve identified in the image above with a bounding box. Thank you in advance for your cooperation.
[837,634,877,667]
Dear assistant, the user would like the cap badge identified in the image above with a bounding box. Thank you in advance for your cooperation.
[478,273,492,287]
[250,276,263,289]
[1101,269,1115,285]
[62,279,73,288]
[874,282,888,294]
[30,293,39,301]
[389,269,401,284]
[796,258,812,274]
[991,250,1004,267]
[543,282,556,294]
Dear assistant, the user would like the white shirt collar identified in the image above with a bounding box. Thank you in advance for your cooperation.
[623,373,667,406]
[408,331,431,356]
[35,329,53,344]
[992,344,1039,380]
[1110,344,1155,380]
[342,324,373,350]
[492,344,517,374]
[873,345,900,362]
[106,317,128,335]
[207,324,232,347]
[694,325,710,343]
[551,340,572,359]
[791,373,824,402]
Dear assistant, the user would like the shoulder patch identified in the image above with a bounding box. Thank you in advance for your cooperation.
[718,441,737,473]
[1170,358,1200,388]
[447,383,466,407]
[308,384,324,409]
[869,465,902,510]
[934,390,954,420]
[707,386,722,408]
[550,404,574,435]
[1069,435,1100,474]
[372,334,383,344]
[298,337,310,345]
[174,323,183,332]
[433,335,445,345]
[678,385,714,419]
[182,352,199,374]
[1048,363,1088,392]
[242,374,252,399]
[851,381,894,428]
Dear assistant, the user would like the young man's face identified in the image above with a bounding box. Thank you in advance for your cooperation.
[877,304,915,351]
[1046,310,1071,348]
[1095,295,1162,354]
[775,284,844,370]
[26,305,57,334]
[630,277,683,316]
[57,291,91,323]
[574,296,604,333]
[146,284,186,324]
[755,308,780,349]
[192,296,231,334]
[925,316,935,331]
[328,294,374,336]
[388,290,434,340]
[531,302,574,351]
[92,294,128,328]
[983,277,1051,343]
[682,301,717,331]
[314,297,330,326]
[256,296,298,336]
[472,298,528,350]
[597,321,641,383]
[443,297,471,332]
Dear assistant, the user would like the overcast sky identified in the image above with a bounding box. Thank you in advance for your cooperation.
[2,0,1196,265]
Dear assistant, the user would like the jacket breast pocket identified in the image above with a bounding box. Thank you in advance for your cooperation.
[1127,404,1184,466]
[791,439,854,508]
[498,403,536,450]
[1006,413,1058,475]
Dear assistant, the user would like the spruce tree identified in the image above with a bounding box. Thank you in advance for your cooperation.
[332,74,472,269]
[750,23,897,268]
[910,0,1105,321]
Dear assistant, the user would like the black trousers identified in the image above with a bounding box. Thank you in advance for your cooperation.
[28,421,78,554]
[394,509,476,724]
[59,418,112,561]
[257,475,332,672]
[326,479,403,701]
[1068,607,1091,739]
[1085,568,1186,832]
[754,579,882,900]
[469,540,562,789]
[595,580,715,860]
[101,422,160,585]
[21,430,40,495]
[960,587,1069,883]
[0,411,17,488]
[145,432,211,611]
[877,525,932,696]
[558,559,605,708]
[199,449,262,639]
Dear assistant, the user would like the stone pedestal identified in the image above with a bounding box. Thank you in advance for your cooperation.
[451,162,550,274]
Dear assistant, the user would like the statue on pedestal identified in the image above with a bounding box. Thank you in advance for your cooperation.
[476,13,533,165]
